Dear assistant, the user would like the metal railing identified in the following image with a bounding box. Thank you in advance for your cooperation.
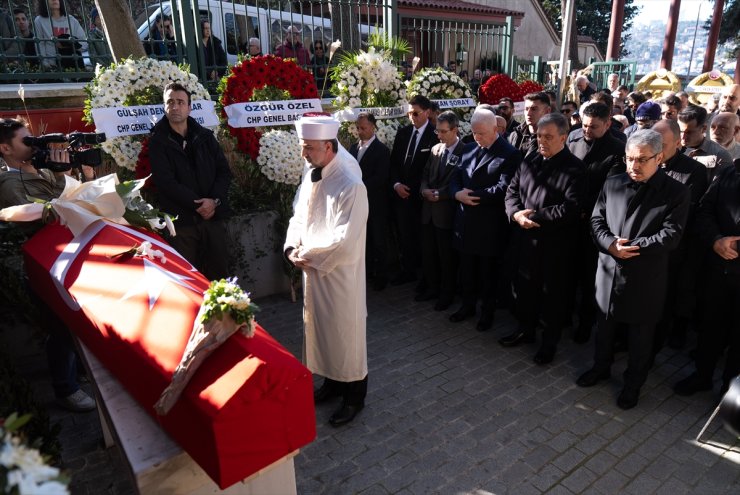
[512,55,543,83]
[585,60,637,91]
[1,0,515,94]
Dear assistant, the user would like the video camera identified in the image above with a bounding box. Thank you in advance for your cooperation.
[23,132,107,173]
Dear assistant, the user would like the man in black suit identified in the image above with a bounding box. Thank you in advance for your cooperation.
[418,111,464,310]
[651,119,708,354]
[501,113,585,364]
[349,112,391,291]
[674,160,740,398]
[577,129,690,410]
[389,95,438,287]
[509,92,551,158]
[567,103,626,343]
[449,107,522,331]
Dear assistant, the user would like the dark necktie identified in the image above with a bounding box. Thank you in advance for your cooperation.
[439,149,449,174]
[476,146,487,165]
[310,167,322,182]
[404,130,418,168]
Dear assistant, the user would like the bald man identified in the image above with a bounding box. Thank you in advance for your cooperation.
[718,84,739,115]
[710,112,740,161]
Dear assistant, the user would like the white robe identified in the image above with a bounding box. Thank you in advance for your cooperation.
[285,146,369,382]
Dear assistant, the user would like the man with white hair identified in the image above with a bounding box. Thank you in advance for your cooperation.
[449,107,522,331]
[577,129,690,410]
[575,75,595,105]
[285,116,369,426]
[710,111,740,160]
[607,73,619,93]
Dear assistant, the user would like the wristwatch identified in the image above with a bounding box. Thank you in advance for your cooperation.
[213,198,221,207]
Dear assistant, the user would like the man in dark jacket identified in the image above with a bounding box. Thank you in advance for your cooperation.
[567,102,625,343]
[149,82,232,280]
[577,129,690,410]
[389,95,437,287]
[502,113,585,363]
[449,107,521,331]
[349,112,391,291]
[650,119,708,355]
[508,92,551,158]
[418,111,464,310]
[674,161,740,398]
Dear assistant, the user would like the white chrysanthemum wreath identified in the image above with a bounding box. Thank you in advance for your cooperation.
[84,57,210,171]
[256,129,303,185]
[407,67,476,137]
[331,46,408,148]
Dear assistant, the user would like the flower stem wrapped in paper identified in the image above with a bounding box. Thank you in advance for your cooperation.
[154,277,259,415]
[0,173,176,238]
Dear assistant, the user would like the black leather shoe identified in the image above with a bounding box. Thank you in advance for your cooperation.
[328,403,364,427]
[674,373,713,396]
[533,348,555,365]
[449,307,475,323]
[498,331,535,347]
[576,368,611,387]
[390,273,416,286]
[414,291,438,302]
[476,315,494,332]
[617,387,640,410]
[313,383,340,404]
[434,298,453,311]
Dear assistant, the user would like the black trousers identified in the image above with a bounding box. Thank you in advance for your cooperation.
[169,218,229,281]
[366,209,389,281]
[458,253,499,317]
[393,199,422,276]
[593,313,655,390]
[322,376,368,406]
[694,269,740,387]
[420,222,457,300]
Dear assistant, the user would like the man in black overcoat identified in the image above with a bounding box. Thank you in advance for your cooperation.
[389,95,438,287]
[449,107,522,331]
[418,111,465,310]
[349,112,391,291]
[650,119,708,355]
[567,102,626,343]
[674,160,740,398]
[502,113,585,364]
[577,129,690,410]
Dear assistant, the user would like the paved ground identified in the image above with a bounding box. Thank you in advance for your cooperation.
[3,282,740,494]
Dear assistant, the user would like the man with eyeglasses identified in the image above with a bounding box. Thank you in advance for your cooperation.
[503,112,585,363]
[449,107,521,331]
[678,104,733,183]
[273,25,310,66]
[650,119,707,356]
[417,111,464,311]
[508,92,551,158]
[389,95,438,288]
[566,102,625,344]
[577,129,689,410]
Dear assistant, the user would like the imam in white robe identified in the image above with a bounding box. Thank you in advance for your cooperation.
[285,147,369,382]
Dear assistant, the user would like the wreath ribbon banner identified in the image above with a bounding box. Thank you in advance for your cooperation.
[92,101,219,138]
[433,98,476,110]
[334,106,407,122]
[686,85,726,94]
[224,98,323,128]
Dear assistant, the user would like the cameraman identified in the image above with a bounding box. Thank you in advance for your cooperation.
[0,117,95,412]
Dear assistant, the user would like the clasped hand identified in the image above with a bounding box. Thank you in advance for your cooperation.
[713,236,740,260]
[608,237,640,259]
[455,188,480,206]
[513,209,540,229]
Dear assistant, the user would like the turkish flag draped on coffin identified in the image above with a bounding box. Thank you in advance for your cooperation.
[23,220,316,489]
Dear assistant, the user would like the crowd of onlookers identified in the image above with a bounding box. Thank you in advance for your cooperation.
[351,78,739,409]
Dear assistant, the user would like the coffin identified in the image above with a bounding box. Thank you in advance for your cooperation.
[23,220,315,489]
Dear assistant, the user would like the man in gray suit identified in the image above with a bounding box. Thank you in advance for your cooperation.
[417,111,464,310]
